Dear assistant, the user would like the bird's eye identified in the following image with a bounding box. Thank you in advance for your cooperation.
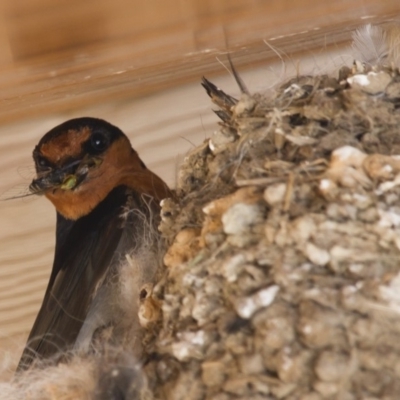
[90,132,109,152]
[37,156,51,169]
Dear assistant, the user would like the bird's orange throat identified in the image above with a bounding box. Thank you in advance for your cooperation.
[44,138,171,220]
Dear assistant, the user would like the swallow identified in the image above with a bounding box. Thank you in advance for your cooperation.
[16,117,171,372]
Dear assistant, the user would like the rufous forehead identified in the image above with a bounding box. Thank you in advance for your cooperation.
[39,127,92,164]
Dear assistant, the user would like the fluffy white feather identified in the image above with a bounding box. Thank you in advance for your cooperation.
[351,24,388,65]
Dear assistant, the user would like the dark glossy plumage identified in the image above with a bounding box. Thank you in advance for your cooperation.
[16,117,170,372]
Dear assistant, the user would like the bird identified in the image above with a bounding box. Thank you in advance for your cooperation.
[16,117,171,372]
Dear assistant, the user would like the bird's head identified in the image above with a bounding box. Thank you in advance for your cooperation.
[30,117,170,220]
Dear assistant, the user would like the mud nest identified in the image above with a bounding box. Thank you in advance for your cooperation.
[143,63,400,400]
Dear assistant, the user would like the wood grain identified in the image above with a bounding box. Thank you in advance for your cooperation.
[0,0,397,123]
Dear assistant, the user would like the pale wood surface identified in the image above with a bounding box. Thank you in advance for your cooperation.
[0,0,398,375]
[0,0,397,122]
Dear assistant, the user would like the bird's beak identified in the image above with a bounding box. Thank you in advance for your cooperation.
[29,156,103,195]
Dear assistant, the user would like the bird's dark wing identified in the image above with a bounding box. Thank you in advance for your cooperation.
[17,186,131,371]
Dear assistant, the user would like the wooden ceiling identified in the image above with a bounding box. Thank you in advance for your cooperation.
[0,0,397,122]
